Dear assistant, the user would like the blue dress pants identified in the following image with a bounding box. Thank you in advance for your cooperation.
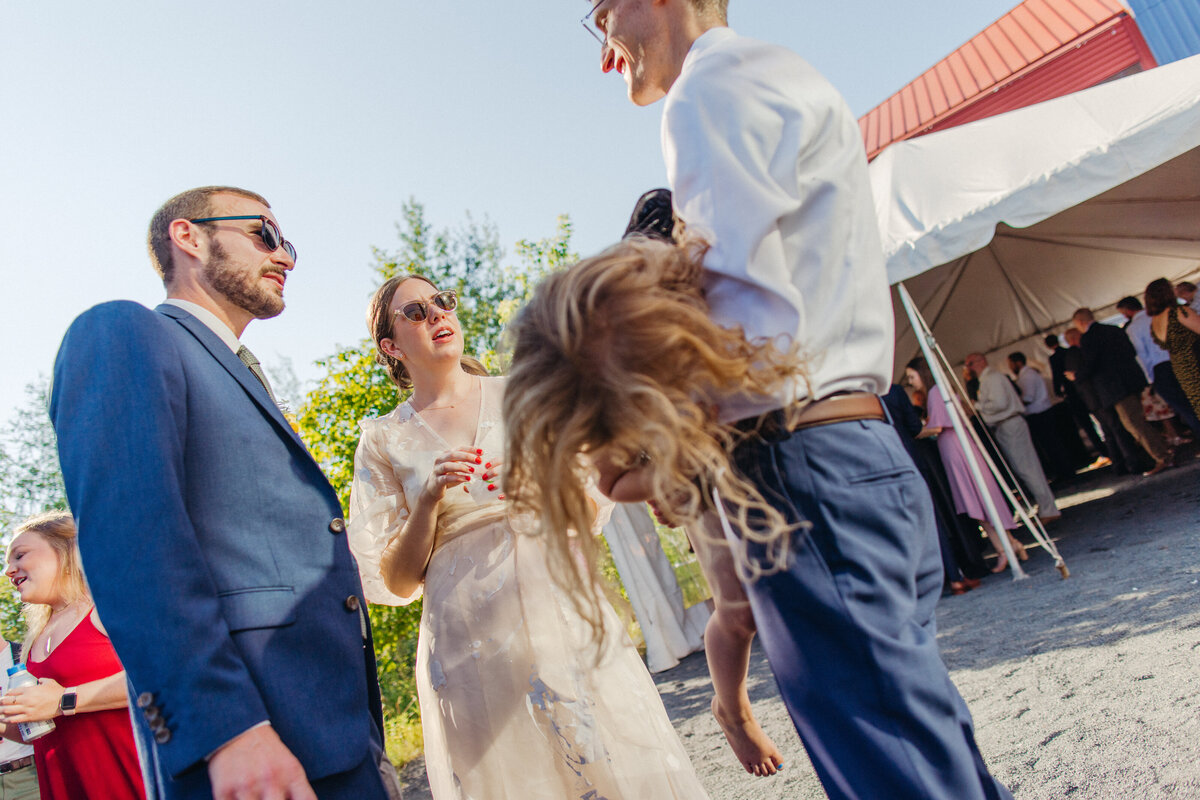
[731,417,1012,800]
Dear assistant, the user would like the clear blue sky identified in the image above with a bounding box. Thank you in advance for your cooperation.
[0,0,1022,424]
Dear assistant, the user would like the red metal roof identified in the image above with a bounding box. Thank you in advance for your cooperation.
[859,0,1154,158]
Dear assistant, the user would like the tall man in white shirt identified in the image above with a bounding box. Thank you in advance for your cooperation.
[587,2,1011,798]
[965,352,1061,521]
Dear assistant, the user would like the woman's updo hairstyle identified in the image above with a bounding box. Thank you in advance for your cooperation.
[367,274,486,390]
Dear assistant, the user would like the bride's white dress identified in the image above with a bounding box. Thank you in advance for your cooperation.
[349,376,709,799]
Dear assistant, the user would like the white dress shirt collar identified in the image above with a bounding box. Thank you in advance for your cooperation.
[681,26,734,68]
[163,298,241,353]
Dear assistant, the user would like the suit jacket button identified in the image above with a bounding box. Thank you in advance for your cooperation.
[154,728,172,744]
[344,595,360,612]
[136,692,154,709]
[145,708,161,724]
[329,518,346,534]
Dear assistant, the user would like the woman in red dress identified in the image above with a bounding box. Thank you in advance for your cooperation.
[1,511,146,800]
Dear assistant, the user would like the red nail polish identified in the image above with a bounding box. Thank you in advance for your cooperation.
[485,462,492,469]
[476,448,483,454]
[498,494,505,500]
[468,467,474,473]
[488,484,496,491]
[475,457,482,464]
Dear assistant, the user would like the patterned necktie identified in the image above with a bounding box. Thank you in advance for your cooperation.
[236,345,278,404]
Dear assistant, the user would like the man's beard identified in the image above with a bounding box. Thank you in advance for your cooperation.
[204,240,285,320]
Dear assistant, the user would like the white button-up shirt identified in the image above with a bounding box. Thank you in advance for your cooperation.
[1015,365,1052,414]
[1125,309,1168,380]
[976,366,1025,426]
[163,298,241,353]
[662,28,893,422]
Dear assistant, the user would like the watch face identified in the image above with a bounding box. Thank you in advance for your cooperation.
[61,692,77,711]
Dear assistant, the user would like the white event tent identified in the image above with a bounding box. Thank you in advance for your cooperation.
[870,52,1200,375]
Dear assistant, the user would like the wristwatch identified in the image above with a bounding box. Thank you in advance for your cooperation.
[59,687,78,716]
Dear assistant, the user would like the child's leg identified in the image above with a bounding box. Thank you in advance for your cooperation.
[689,513,785,776]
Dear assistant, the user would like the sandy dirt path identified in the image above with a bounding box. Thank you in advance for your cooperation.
[401,456,1200,798]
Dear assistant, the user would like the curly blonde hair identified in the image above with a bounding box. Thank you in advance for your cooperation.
[502,237,804,635]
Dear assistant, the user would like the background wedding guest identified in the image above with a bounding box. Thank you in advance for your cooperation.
[1,512,144,800]
[1116,295,1199,440]
[1174,281,1200,315]
[884,380,985,592]
[1147,278,1200,418]
[1044,334,1108,463]
[964,352,1061,522]
[1007,352,1079,483]
[1069,307,1174,476]
[0,640,38,800]
[907,359,1026,574]
[1062,328,1148,474]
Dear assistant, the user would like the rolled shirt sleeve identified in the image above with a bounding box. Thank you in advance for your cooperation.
[661,28,894,422]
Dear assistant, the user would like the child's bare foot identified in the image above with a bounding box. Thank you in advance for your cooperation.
[712,696,784,776]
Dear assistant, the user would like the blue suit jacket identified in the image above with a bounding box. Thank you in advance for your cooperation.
[50,301,382,789]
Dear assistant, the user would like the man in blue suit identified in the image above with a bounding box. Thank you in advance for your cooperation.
[50,186,398,799]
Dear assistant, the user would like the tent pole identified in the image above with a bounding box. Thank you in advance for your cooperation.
[898,283,1027,580]
[914,321,1071,577]
[898,284,1070,578]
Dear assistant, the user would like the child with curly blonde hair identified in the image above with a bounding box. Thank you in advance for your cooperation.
[503,236,802,775]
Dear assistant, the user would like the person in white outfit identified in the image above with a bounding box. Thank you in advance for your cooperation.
[966,352,1061,522]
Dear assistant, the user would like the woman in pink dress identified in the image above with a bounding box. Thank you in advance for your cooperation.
[1,511,145,800]
[906,359,1027,573]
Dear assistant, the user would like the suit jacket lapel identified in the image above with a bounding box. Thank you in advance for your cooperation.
[155,304,312,456]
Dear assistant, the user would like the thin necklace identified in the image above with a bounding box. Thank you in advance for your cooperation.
[44,600,84,656]
[414,376,477,412]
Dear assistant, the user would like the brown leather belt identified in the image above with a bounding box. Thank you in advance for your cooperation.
[0,755,34,773]
[734,392,885,440]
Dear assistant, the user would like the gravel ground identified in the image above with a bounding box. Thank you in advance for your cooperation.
[401,454,1200,799]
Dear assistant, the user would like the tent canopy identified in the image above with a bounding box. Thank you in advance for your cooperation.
[870,53,1200,376]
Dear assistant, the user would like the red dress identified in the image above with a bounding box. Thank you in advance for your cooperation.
[26,612,146,800]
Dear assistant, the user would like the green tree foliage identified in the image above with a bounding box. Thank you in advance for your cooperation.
[0,376,68,643]
[293,199,575,755]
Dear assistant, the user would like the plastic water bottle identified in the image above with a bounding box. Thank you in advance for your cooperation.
[5,664,55,742]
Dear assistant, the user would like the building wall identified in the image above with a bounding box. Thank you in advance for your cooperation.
[1127,0,1200,64]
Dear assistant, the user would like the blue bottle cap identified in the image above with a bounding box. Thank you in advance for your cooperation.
[6,664,25,676]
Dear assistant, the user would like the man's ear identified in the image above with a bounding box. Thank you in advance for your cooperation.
[168,218,205,262]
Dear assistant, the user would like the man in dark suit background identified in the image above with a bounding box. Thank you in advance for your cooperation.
[50,187,398,799]
[1069,307,1173,476]
[1044,333,1106,458]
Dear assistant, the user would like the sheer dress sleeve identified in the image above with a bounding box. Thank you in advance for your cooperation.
[348,418,422,606]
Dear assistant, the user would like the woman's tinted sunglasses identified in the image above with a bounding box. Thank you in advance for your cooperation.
[394,290,458,323]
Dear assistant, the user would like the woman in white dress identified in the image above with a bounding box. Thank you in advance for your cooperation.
[347,274,709,800]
